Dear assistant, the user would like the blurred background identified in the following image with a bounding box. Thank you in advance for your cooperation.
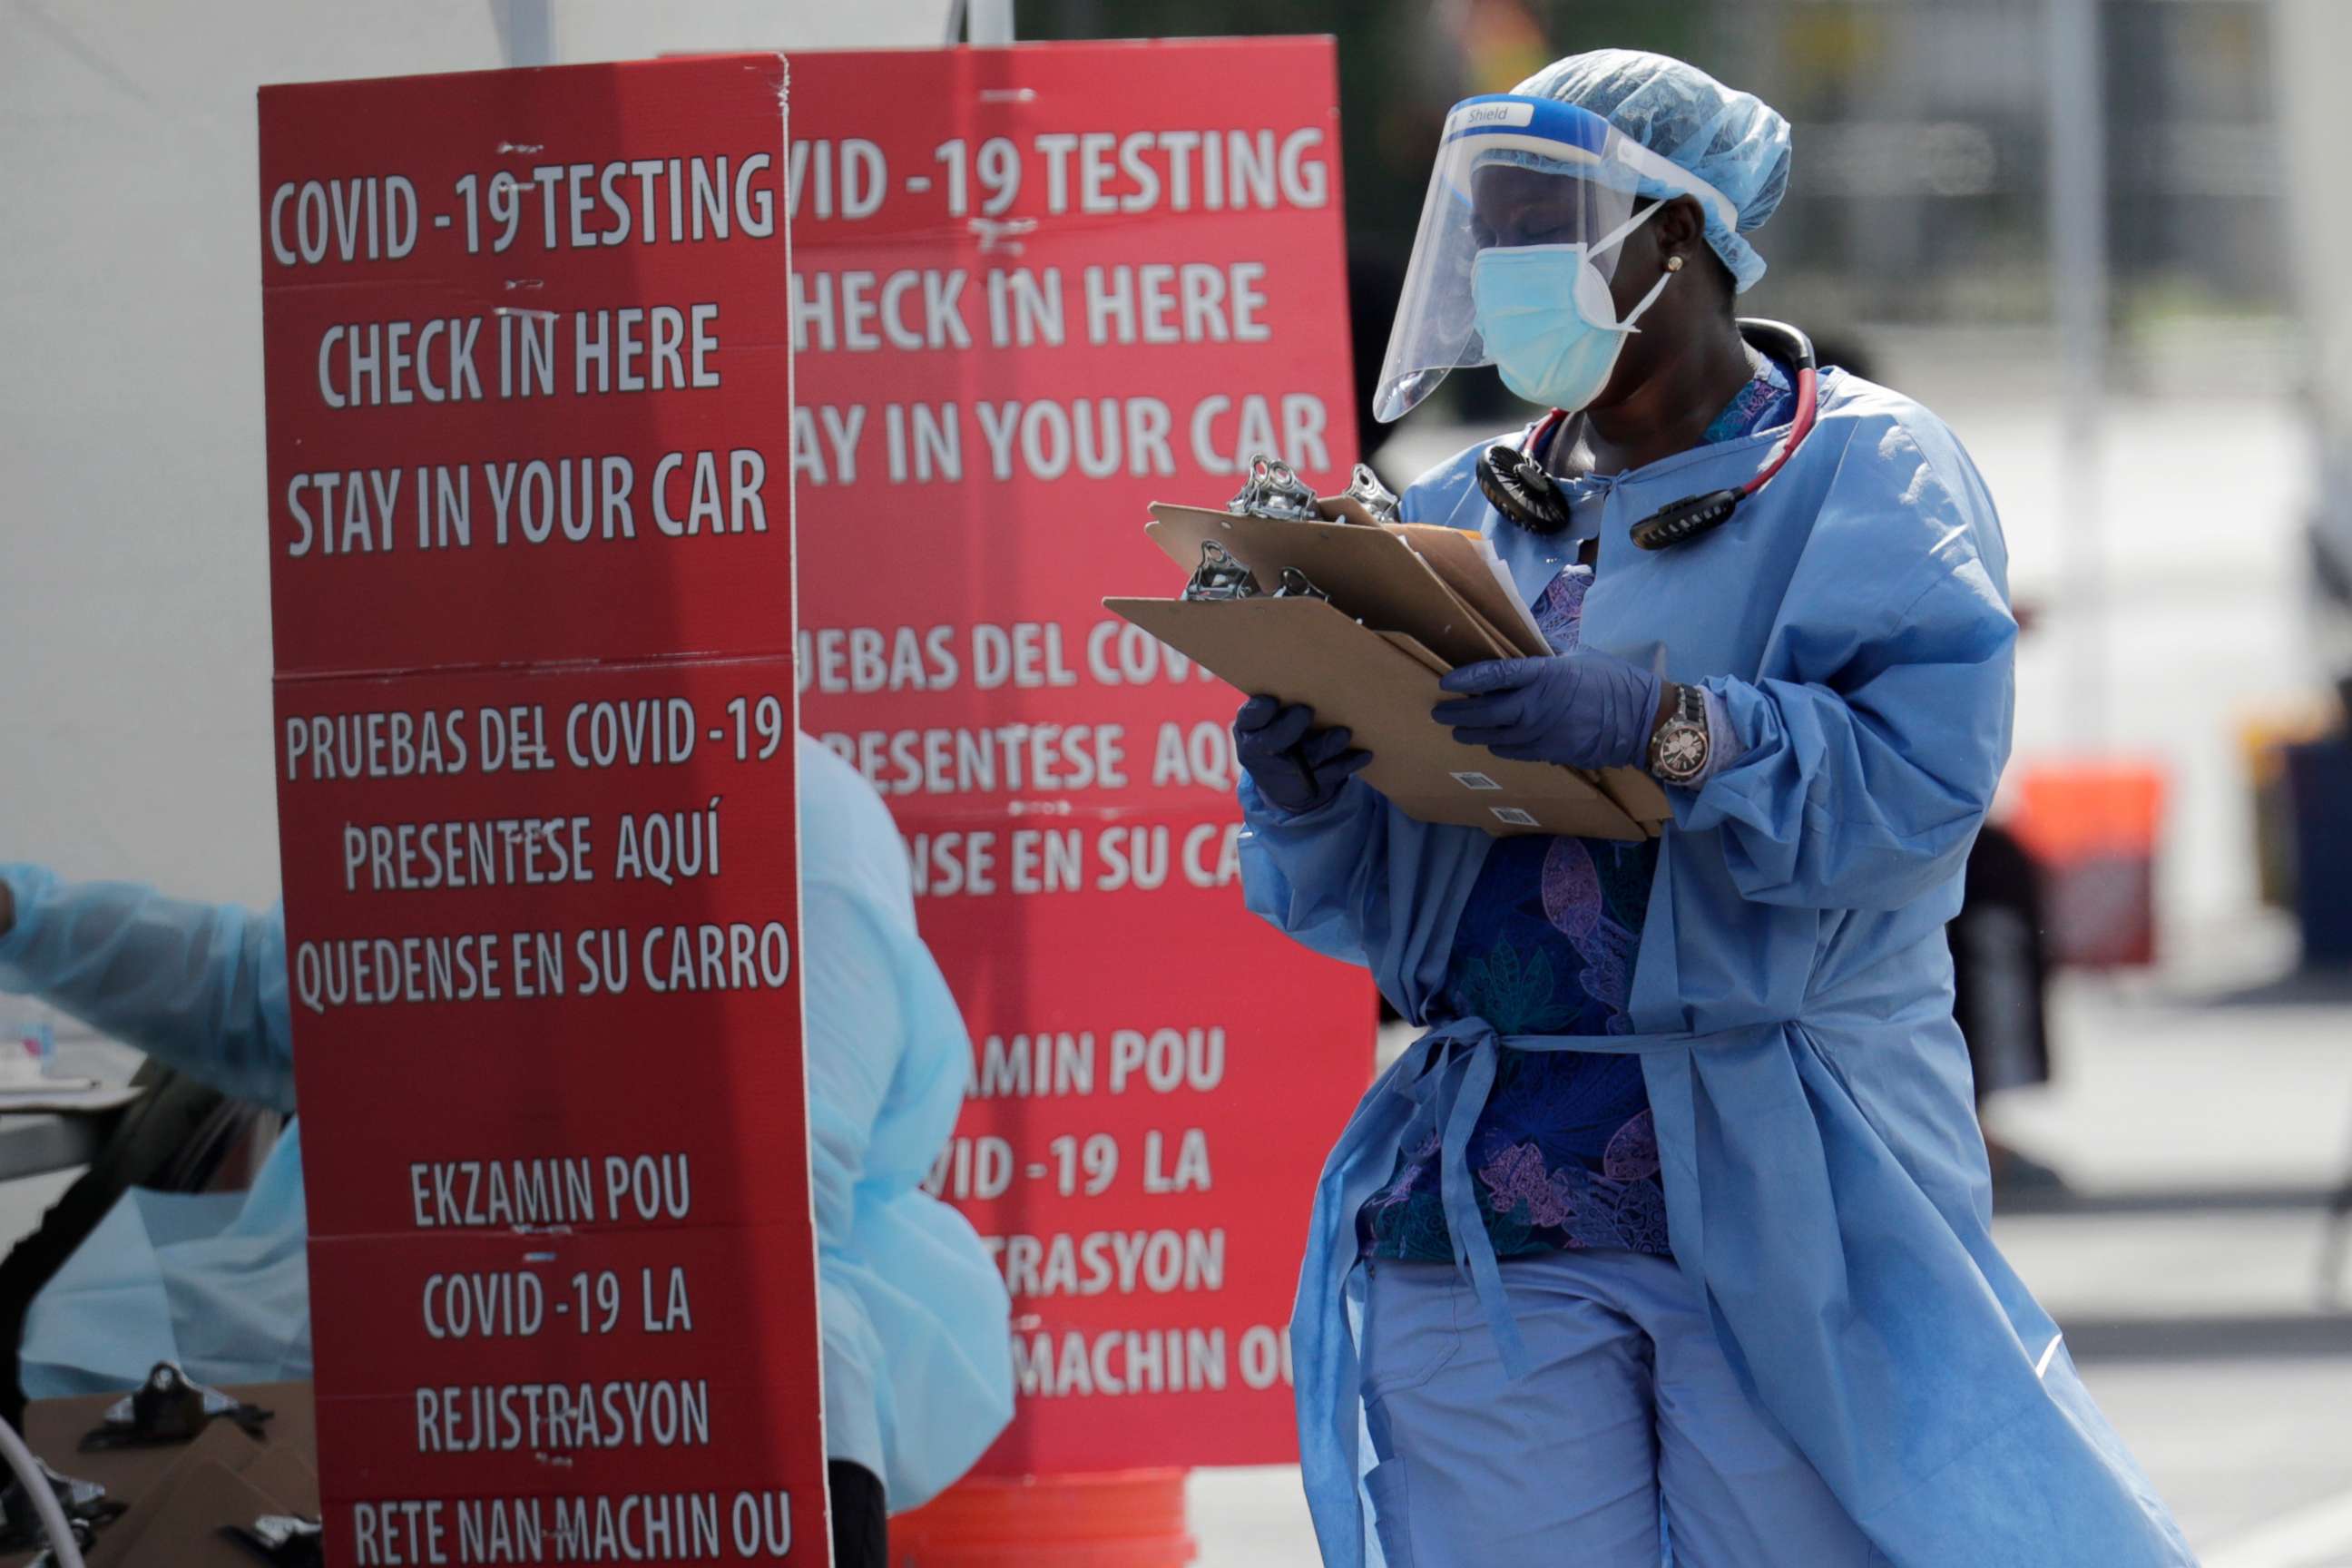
[1019,2,2352,1563]
[7,0,2352,1562]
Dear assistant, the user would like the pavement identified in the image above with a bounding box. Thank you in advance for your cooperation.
[1188,913,2352,1566]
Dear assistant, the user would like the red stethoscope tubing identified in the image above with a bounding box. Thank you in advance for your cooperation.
[1741,365,1819,495]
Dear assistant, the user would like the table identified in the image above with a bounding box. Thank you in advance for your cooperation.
[0,1027,149,1182]
[0,1113,113,1183]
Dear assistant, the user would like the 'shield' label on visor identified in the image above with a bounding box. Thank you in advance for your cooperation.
[1445,101,1535,135]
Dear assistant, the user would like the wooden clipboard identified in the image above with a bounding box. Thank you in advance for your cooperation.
[1106,594,1659,839]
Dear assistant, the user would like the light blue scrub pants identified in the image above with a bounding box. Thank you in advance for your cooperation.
[1360,1250,1883,1567]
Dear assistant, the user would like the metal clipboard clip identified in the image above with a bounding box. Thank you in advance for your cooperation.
[222,1514,325,1567]
[1338,462,1403,523]
[1227,455,1320,520]
[1272,566,1329,603]
[1182,541,1260,603]
[0,1458,123,1554]
[80,1361,273,1450]
[23,1521,100,1568]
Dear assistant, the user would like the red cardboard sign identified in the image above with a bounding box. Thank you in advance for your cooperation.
[790,41,1372,1474]
[262,59,797,677]
[260,57,824,1563]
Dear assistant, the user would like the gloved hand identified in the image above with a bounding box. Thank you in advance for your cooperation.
[1235,696,1370,815]
[1431,650,1665,769]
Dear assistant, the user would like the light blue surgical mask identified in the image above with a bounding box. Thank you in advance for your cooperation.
[1472,202,1673,412]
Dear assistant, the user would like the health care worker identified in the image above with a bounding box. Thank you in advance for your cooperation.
[0,736,1011,1562]
[1236,51,2190,1568]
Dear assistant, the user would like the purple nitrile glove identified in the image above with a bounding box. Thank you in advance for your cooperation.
[1235,696,1370,815]
[1431,650,1665,770]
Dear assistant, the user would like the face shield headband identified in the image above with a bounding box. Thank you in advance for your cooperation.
[1373,95,1740,424]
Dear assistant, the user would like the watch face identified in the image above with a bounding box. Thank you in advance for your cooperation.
[1655,724,1709,780]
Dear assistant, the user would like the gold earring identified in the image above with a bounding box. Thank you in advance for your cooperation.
[1666,255,1686,272]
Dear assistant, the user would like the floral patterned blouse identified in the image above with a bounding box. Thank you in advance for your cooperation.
[1359,354,1795,1265]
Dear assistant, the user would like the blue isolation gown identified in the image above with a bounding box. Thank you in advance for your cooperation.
[0,733,1011,1511]
[1241,373,2192,1567]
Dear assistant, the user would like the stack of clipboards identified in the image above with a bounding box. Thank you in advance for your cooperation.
[1106,464,1670,840]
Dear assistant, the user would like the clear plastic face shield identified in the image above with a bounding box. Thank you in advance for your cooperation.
[1373,95,1733,423]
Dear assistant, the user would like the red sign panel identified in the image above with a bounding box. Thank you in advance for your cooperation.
[260,57,824,1563]
[790,41,1371,1474]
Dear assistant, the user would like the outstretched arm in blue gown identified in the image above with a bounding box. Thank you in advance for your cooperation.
[0,865,295,1113]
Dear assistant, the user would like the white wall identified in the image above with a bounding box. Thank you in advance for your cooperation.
[0,0,946,906]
